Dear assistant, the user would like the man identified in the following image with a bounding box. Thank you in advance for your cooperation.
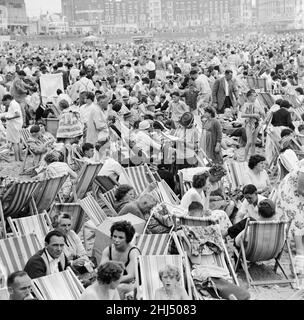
[156,94,169,112]
[7,271,33,300]
[79,91,95,128]
[212,69,239,114]
[190,69,212,106]
[69,69,95,103]
[234,184,266,224]
[24,230,69,279]
[167,91,190,124]
[82,142,95,162]
[145,56,156,80]
[86,93,109,145]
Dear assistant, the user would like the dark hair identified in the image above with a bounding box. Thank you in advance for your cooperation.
[295,87,304,95]
[204,106,216,118]
[209,164,227,182]
[44,230,65,244]
[258,200,276,219]
[80,69,86,77]
[2,94,13,102]
[275,99,283,106]
[86,92,95,101]
[246,89,256,98]
[82,142,94,154]
[110,221,135,243]
[171,91,180,97]
[30,125,40,134]
[58,99,70,110]
[188,201,204,212]
[298,124,304,132]
[248,155,266,170]
[115,185,134,202]
[164,120,176,130]
[242,184,257,195]
[97,262,123,285]
[56,89,63,95]
[7,271,29,288]
[281,128,293,138]
[193,172,210,189]
[112,101,122,112]
[53,213,72,228]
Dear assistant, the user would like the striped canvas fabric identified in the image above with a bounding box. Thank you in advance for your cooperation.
[137,234,171,256]
[98,191,118,217]
[124,164,155,195]
[179,216,218,227]
[20,128,31,144]
[244,221,286,262]
[0,288,9,300]
[33,175,68,213]
[71,162,103,202]
[260,93,275,108]
[50,203,85,234]
[102,188,117,208]
[78,195,107,227]
[294,106,304,118]
[32,267,84,300]
[8,213,52,247]
[225,161,248,192]
[284,95,302,109]
[0,234,42,274]
[138,255,184,300]
[2,180,41,217]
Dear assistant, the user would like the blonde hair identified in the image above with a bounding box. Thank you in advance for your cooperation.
[158,264,180,282]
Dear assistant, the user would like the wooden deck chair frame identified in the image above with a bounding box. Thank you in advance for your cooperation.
[234,219,299,289]
[20,128,37,174]
[135,254,192,300]
[96,191,117,217]
[224,161,248,194]
[30,175,68,215]
[174,224,239,286]
[49,203,85,234]
[32,267,85,300]
[0,234,42,275]
[7,212,52,246]
[68,161,103,203]
[0,179,41,238]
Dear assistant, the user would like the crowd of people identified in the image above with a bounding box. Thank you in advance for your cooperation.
[1,31,304,300]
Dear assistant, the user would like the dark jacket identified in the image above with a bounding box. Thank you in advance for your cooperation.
[271,108,295,130]
[24,248,69,279]
[156,100,169,112]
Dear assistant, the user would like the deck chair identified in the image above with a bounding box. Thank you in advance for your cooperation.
[98,190,119,217]
[20,128,35,174]
[175,225,239,286]
[7,212,52,246]
[124,164,156,196]
[0,287,9,300]
[32,267,85,300]
[49,203,85,234]
[135,255,192,300]
[157,180,180,205]
[136,233,172,256]
[246,76,256,90]
[0,179,41,238]
[225,161,248,193]
[234,219,299,288]
[260,93,274,108]
[94,175,119,194]
[68,161,103,203]
[0,234,42,275]
[31,175,68,214]
[287,289,304,300]
[78,194,108,250]
[178,167,209,197]
[0,145,10,163]
[277,149,299,182]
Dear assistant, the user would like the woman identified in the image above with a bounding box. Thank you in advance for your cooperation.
[244,155,271,196]
[114,185,136,214]
[154,265,190,300]
[54,213,94,274]
[56,99,83,144]
[241,89,264,162]
[200,106,223,164]
[100,221,140,300]
[174,112,199,170]
[276,159,304,266]
[80,262,123,300]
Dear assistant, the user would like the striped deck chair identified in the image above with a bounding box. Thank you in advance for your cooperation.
[49,203,85,234]
[94,175,119,194]
[0,179,41,238]
[175,225,239,286]
[7,212,53,246]
[96,190,117,217]
[235,219,298,288]
[32,267,85,300]
[31,175,68,214]
[158,180,180,205]
[256,78,267,92]
[225,161,248,193]
[0,234,42,275]
[136,233,172,256]
[294,106,304,120]
[124,164,156,196]
[68,161,103,202]
[135,255,192,300]
[260,93,275,108]
[0,287,9,300]
[246,76,256,89]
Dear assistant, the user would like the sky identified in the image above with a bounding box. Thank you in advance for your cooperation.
[24,0,62,17]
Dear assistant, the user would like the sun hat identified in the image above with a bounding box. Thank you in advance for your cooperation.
[139,120,151,130]
[179,112,194,128]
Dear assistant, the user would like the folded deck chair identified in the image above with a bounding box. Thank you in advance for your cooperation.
[175,225,239,286]
[135,255,192,300]
[68,161,103,203]
[78,194,108,250]
[7,212,53,247]
[225,161,248,193]
[32,267,85,300]
[31,175,68,214]
[124,164,156,196]
[0,234,42,275]
[136,233,172,256]
[0,287,9,300]
[98,187,118,216]
[234,219,299,288]
[49,203,85,234]
[94,175,119,194]
[0,179,41,238]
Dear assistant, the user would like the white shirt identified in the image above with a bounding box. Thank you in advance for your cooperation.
[146,60,156,71]
[235,194,266,223]
[224,78,229,97]
[195,74,212,95]
[45,249,60,275]
[134,130,161,156]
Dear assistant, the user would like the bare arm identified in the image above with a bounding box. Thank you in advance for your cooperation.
[297,172,304,196]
